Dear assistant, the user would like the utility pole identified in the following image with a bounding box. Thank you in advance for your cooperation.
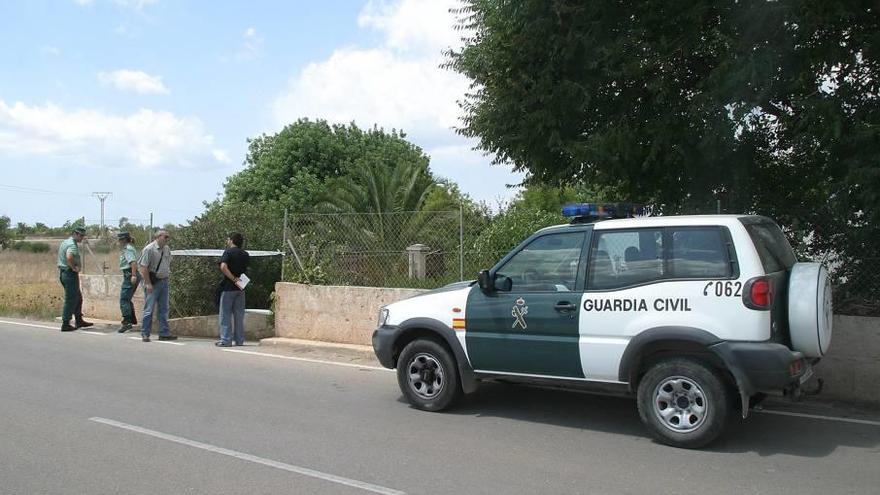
[92,192,112,238]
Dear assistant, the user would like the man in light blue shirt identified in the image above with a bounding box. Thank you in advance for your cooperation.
[137,229,177,342]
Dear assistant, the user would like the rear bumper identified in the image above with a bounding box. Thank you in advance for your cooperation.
[711,341,810,394]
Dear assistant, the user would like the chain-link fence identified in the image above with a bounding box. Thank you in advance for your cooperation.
[785,221,879,317]
[284,211,505,289]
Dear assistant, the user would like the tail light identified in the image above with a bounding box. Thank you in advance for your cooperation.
[743,276,773,310]
[789,358,804,377]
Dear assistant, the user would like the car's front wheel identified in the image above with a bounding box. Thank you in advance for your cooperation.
[396,339,461,411]
[636,358,731,448]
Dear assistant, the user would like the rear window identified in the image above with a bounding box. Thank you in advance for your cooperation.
[669,227,731,278]
[740,218,797,273]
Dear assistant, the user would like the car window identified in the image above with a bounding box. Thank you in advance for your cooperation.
[669,227,731,278]
[588,229,664,290]
[740,219,797,273]
[496,232,585,292]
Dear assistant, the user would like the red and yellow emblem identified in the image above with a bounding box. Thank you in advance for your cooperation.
[452,318,466,331]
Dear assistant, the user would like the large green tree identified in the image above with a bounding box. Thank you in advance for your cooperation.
[449,1,877,213]
[449,0,879,310]
[224,119,431,212]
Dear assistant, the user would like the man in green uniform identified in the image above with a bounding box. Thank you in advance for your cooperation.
[57,227,93,332]
[117,232,139,333]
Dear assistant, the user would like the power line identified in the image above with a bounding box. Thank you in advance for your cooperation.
[0,183,93,198]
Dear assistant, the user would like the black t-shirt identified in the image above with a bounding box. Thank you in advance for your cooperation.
[220,247,250,291]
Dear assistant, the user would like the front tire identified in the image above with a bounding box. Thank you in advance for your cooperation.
[636,358,731,448]
[397,339,461,411]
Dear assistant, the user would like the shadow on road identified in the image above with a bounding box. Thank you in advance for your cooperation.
[421,381,880,458]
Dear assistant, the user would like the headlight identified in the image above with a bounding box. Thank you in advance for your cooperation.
[377,307,390,327]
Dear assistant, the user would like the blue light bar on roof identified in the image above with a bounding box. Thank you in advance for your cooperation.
[561,203,646,219]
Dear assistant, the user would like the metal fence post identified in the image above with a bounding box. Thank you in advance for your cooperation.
[281,208,288,282]
[459,202,464,281]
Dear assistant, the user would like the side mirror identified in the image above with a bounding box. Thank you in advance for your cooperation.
[495,275,513,292]
[477,269,494,292]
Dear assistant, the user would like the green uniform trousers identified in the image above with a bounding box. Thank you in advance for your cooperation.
[59,268,83,325]
[120,269,139,325]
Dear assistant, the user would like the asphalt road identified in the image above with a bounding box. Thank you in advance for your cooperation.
[1,318,879,495]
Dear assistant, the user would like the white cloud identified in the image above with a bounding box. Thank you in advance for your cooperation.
[273,0,467,135]
[358,0,463,53]
[240,26,263,60]
[98,69,169,95]
[271,0,522,205]
[274,47,468,134]
[212,149,232,164]
[41,45,61,56]
[0,99,227,169]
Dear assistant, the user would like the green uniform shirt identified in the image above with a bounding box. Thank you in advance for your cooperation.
[120,244,137,271]
[57,237,81,269]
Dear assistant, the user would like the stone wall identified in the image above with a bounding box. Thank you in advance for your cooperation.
[81,274,144,322]
[813,315,880,405]
[273,283,426,345]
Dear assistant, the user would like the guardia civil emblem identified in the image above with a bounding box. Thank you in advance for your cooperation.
[511,297,529,330]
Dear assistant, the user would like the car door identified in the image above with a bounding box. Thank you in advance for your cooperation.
[466,230,588,378]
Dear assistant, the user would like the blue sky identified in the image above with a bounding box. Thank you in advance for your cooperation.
[0,0,521,227]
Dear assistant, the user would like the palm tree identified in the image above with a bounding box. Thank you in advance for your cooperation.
[304,159,444,284]
[316,158,437,250]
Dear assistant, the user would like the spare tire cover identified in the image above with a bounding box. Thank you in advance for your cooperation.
[788,263,833,357]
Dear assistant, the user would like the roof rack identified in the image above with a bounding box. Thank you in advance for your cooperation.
[561,203,647,224]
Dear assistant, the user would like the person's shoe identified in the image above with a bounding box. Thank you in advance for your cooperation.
[117,323,133,333]
[142,335,150,342]
[215,341,232,347]
[61,324,76,332]
[158,335,178,341]
[234,342,244,346]
[75,320,94,329]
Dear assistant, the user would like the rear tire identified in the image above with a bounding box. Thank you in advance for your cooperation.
[396,339,461,412]
[636,358,730,449]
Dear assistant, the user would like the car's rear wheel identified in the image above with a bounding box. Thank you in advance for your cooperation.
[637,358,730,448]
[397,339,461,411]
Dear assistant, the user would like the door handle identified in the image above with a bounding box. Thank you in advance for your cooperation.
[554,301,576,312]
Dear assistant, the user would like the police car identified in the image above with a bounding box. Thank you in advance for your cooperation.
[372,204,832,448]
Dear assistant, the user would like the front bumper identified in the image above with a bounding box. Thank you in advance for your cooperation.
[372,325,400,369]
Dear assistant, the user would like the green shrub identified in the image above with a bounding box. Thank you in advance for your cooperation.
[11,241,50,253]
[169,201,283,317]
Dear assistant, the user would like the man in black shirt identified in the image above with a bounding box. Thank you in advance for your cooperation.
[216,232,250,347]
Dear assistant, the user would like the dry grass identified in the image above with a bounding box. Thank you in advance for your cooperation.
[0,251,61,319]
[0,249,118,320]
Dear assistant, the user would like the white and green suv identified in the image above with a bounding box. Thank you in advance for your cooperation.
[372,205,832,448]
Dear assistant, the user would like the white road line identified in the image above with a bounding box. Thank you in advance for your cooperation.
[221,348,391,372]
[127,336,185,346]
[756,409,880,427]
[89,417,405,495]
[0,319,58,330]
[79,330,106,336]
